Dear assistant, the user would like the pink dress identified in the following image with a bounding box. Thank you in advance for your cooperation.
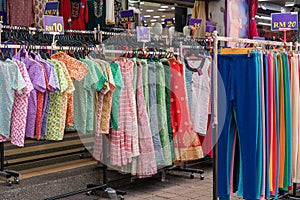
[110,59,138,167]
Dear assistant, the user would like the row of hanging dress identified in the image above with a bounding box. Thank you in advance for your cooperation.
[217,50,300,200]
[91,55,210,178]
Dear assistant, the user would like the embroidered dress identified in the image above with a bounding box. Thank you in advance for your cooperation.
[169,59,203,161]
[0,60,27,140]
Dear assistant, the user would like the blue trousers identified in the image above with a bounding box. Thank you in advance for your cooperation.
[217,53,259,200]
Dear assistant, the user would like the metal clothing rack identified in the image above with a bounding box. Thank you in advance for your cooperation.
[211,32,294,200]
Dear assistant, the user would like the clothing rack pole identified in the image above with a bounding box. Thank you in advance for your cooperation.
[211,31,294,200]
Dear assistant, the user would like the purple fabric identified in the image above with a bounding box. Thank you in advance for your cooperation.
[33,54,58,136]
[13,49,46,138]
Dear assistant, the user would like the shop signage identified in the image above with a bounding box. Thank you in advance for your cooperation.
[205,25,216,37]
[271,12,298,31]
[0,11,7,23]
[189,18,202,30]
[43,15,64,34]
[120,10,135,23]
[164,18,175,27]
[44,2,59,16]
[137,26,151,42]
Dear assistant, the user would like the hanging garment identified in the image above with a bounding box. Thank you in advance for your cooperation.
[99,60,115,134]
[135,59,157,178]
[0,59,27,141]
[60,0,89,30]
[46,59,74,141]
[217,53,260,200]
[51,52,88,127]
[87,0,106,30]
[33,0,59,28]
[291,54,300,183]
[13,49,46,139]
[155,61,172,166]
[105,0,115,25]
[7,0,34,26]
[110,58,138,167]
[110,62,125,131]
[187,58,211,136]
[162,60,175,160]
[73,59,100,134]
[169,59,203,162]
[148,61,166,168]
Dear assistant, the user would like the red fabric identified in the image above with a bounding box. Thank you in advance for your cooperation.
[169,59,203,161]
[60,0,89,30]
[249,0,258,39]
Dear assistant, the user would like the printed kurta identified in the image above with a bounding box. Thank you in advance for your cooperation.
[169,59,203,161]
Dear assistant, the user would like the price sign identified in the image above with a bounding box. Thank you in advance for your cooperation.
[43,15,64,34]
[205,25,216,37]
[189,18,202,30]
[44,2,59,16]
[271,12,298,31]
[137,26,151,42]
[120,10,135,24]
[164,18,175,27]
[0,11,7,23]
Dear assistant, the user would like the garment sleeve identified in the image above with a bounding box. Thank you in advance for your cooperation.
[84,0,89,24]
[30,63,47,93]
[12,65,27,95]
[83,62,99,90]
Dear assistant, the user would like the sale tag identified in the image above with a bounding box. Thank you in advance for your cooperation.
[120,10,135,24]
[44,2,59,16]
[271,12,298,31]
[43,15,64,34]
[0,11,7,23]
[205,25,216,37]
[189,18,202,30]
[164,18,175,27]
[137,26,151,42]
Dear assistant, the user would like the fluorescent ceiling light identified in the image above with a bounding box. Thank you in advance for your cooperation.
[171,7,175,10]
[255,15,271,20]
[150,19,157,22]
[161,18,165,21]
[151,23,155,26]
[140,1,144,4]
[162,15,166,18]
[161,5,168,9]
[158,8,166,11]
[153,16,160,18]
[162,22,165,24]
[257,22,271,27]
[144,15,151,18]
[146,9,154,12]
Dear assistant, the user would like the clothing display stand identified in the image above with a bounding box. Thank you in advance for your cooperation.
[211,32,293,200]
